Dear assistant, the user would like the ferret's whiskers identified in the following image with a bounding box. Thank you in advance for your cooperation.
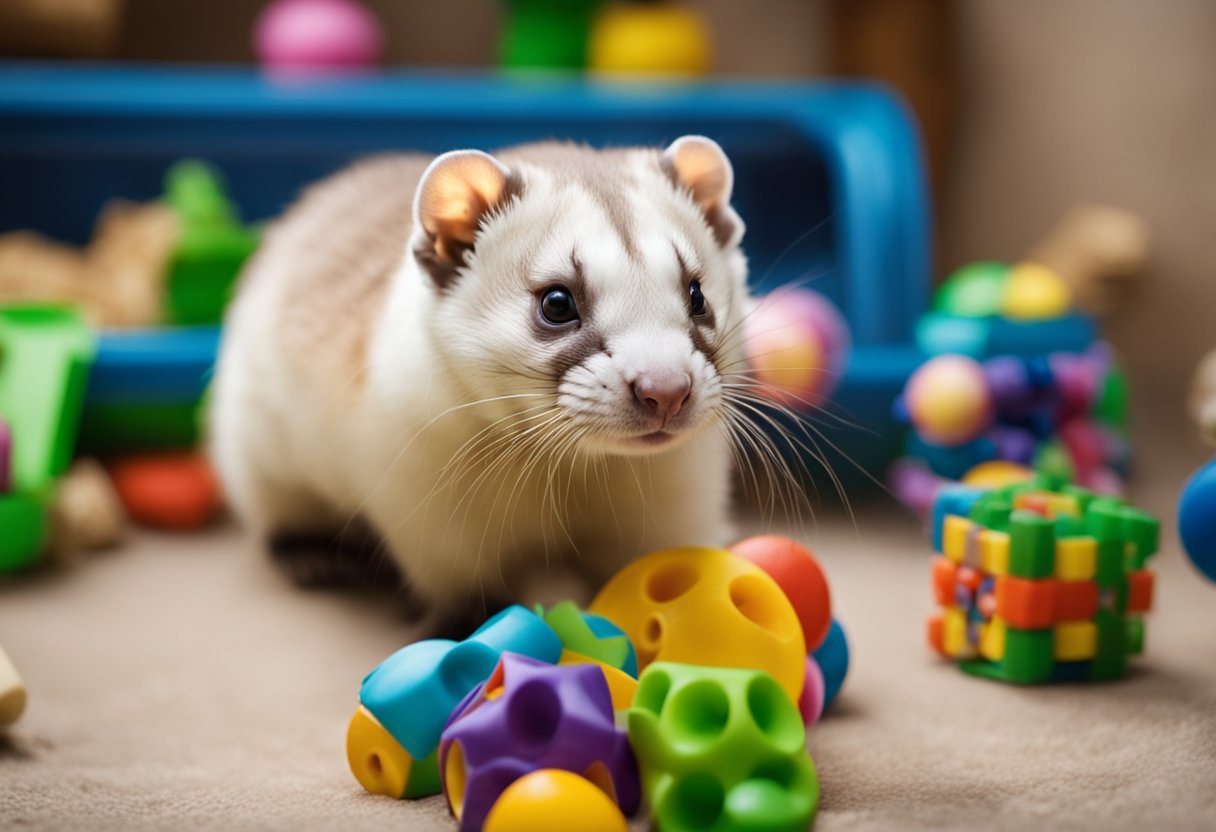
[719,376,870,437]
[721,405,809,536]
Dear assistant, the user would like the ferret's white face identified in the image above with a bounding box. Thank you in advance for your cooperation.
[413,140,749,457]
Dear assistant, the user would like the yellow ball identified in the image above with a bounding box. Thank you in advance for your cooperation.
[906,355,993,446]
[962,460,1035,489]
[484,769,628,832]
[589,6,712,77]
[1001,261,1072,320]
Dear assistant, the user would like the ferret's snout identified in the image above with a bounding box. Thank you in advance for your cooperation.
[632,370,692,422]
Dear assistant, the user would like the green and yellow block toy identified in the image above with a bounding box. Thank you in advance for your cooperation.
[927,480,1157,683]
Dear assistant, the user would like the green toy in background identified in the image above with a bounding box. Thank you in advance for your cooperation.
[499,0,603,70]
[499,0,713,77]
[0,305,96,571]
[162,160,259,326]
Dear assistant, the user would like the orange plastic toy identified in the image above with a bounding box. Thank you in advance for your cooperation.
[106,451,221,530]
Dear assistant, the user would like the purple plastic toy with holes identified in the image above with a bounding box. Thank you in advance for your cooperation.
[439,653,639,832]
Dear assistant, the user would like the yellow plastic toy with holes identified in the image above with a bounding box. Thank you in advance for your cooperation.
[588,547,806,702]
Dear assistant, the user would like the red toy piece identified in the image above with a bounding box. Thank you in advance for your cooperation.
[106,451,221,530]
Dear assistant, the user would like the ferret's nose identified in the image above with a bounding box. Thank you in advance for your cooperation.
[633,372,692,421]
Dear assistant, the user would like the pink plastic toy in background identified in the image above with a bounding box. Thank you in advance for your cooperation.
[743,287,850,409]
[254,0,383,75]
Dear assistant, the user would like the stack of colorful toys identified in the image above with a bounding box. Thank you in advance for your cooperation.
[890,258,1130,517]
[926,479,1158,684]
[346,535,850,832]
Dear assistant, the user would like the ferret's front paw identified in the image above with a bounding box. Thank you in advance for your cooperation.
[267,528,401,590]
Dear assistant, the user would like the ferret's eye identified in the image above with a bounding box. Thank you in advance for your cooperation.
[689,280,707,317]
[540,287,579,325]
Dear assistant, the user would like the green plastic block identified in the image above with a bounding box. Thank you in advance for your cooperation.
[1053,515,1087,538]
[0,306,95,493]
[1061,484,1097,512]
[166,225,258,325]
[1088,610,1128,681]
[1095,369,1128,429]
[163,161,259,326]
[1122,510,1159,568]
[1001,627,1055,684]
[1087,503,1129,586]
[933,261,1011,318]
[1033,441,1074,487]
[0,492,48,572]
[1125,617,1145,655]
[958,660,1007,683]
[1009,511,1055,578]
[628,663,819,832]
[970,494,1012,532]
[77,401,203,453]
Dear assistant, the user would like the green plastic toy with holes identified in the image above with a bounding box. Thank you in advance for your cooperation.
[628,663,819,832]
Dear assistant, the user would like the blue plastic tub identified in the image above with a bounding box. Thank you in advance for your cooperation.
[0,63,932,488]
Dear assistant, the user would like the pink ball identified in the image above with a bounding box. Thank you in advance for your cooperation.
[254,0,383,74]
[905,355,993,446]
[743,288,851,409]
[798,654,827,726]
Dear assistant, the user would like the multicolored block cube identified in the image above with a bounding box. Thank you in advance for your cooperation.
[926,480,1157,683]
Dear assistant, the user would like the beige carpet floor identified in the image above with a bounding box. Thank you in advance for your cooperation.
[3,443,1216,831]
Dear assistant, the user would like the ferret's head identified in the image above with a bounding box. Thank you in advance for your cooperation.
[410,138,750,456]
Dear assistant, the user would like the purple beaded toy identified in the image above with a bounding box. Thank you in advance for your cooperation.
[439,653,639,832]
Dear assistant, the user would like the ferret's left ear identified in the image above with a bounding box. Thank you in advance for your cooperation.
[414,149,516,288]
[662,135,744,249]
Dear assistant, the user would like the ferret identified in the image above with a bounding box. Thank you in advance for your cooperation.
[209,137,754,628]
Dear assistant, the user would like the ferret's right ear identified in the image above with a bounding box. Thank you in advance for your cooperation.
[413,149,516,288]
